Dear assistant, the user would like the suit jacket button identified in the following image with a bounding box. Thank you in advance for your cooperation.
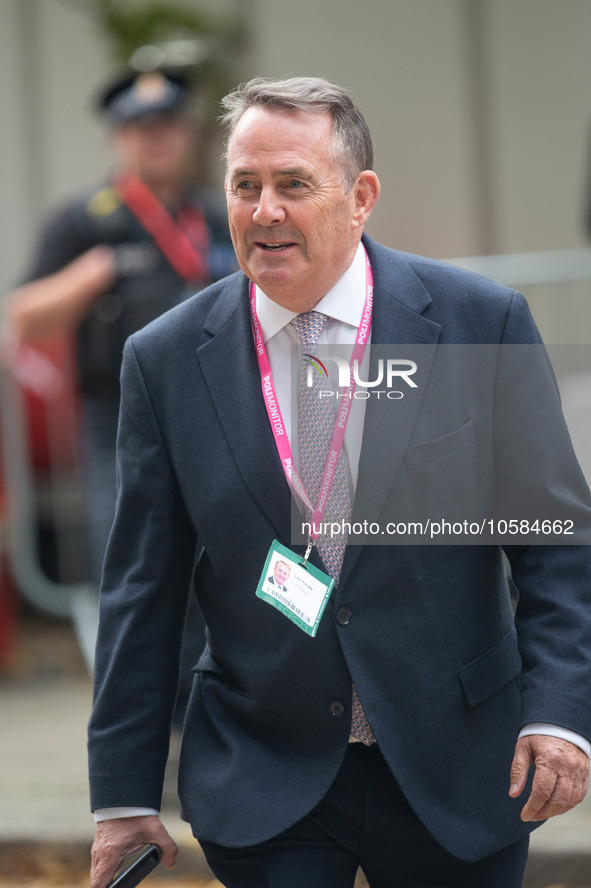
[329,700,346,717]
[336,606,352,625]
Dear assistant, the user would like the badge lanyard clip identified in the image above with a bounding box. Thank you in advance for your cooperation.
[303,535,315,567]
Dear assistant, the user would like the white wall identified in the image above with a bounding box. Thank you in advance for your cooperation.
[0,0,111,294]
[481,0,591,253]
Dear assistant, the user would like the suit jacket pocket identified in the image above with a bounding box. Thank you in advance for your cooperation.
[405,419,475,467]
[400,420,484,525]
[458,627,522,706]
[193,648,249,697]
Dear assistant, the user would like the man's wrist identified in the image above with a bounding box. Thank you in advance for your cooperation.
[519,723,591,757]
[93,807,159,822]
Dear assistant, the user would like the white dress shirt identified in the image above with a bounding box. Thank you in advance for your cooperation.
[256,239,369,486]
[94,243,588,823]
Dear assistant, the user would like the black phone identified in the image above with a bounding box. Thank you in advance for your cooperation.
[107,844,162,888]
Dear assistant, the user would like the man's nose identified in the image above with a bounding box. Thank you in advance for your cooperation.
[252,188,286,226]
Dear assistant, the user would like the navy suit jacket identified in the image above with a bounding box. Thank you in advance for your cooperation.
[89,236,591,861]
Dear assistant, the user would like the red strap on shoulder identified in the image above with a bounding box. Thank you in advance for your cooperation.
[115,174,209,283]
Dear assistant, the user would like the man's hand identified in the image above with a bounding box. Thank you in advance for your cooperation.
[6,244,116,342]
[90,816,178,888]
[509,734,589,821]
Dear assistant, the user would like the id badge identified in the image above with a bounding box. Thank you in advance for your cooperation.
[256,540,334,637]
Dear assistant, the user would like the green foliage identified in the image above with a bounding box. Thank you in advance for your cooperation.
[93,0,242,66]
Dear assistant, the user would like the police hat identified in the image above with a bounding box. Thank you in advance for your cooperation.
[97,69,190,124]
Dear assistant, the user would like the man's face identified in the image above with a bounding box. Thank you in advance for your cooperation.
[225,107,377,312]
[112,115,196,185]
[274,561,290,586]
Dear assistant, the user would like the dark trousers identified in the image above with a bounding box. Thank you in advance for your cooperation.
[200,743,529,888]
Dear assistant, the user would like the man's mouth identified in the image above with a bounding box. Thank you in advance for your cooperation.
[257,242,295,252]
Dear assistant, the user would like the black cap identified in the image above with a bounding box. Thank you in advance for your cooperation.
[97,69,190,124]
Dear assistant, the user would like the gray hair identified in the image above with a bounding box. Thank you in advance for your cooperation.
[220,76,373,190]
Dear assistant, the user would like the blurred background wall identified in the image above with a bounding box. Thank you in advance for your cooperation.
[2,0,591,301]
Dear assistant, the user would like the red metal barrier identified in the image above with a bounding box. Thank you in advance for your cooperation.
[0,336,82,666]
[11,337,81,471]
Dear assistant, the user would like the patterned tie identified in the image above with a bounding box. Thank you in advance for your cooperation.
[290,311,375,745]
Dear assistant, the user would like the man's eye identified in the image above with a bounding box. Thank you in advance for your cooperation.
[288,180,304,189]
[237,181,254,190]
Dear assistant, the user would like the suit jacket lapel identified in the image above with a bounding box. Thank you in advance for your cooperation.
[339,239,442,587]
[196,275,293,544]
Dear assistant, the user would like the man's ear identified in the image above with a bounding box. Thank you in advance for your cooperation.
[352,171,380,228]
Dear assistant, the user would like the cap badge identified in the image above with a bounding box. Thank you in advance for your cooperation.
[132,72,169,104]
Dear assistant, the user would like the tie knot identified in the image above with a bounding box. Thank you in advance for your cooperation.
[290,311,329,346]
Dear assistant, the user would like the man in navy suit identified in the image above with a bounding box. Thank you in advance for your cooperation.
[89,77,591,888]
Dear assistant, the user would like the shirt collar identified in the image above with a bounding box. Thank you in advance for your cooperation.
[255,242,367,343]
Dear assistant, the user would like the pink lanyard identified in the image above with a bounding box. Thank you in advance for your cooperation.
[250,248,374,557]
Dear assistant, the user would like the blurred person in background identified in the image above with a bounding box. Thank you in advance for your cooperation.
[5,67,237,586]
[5,68,236,714]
